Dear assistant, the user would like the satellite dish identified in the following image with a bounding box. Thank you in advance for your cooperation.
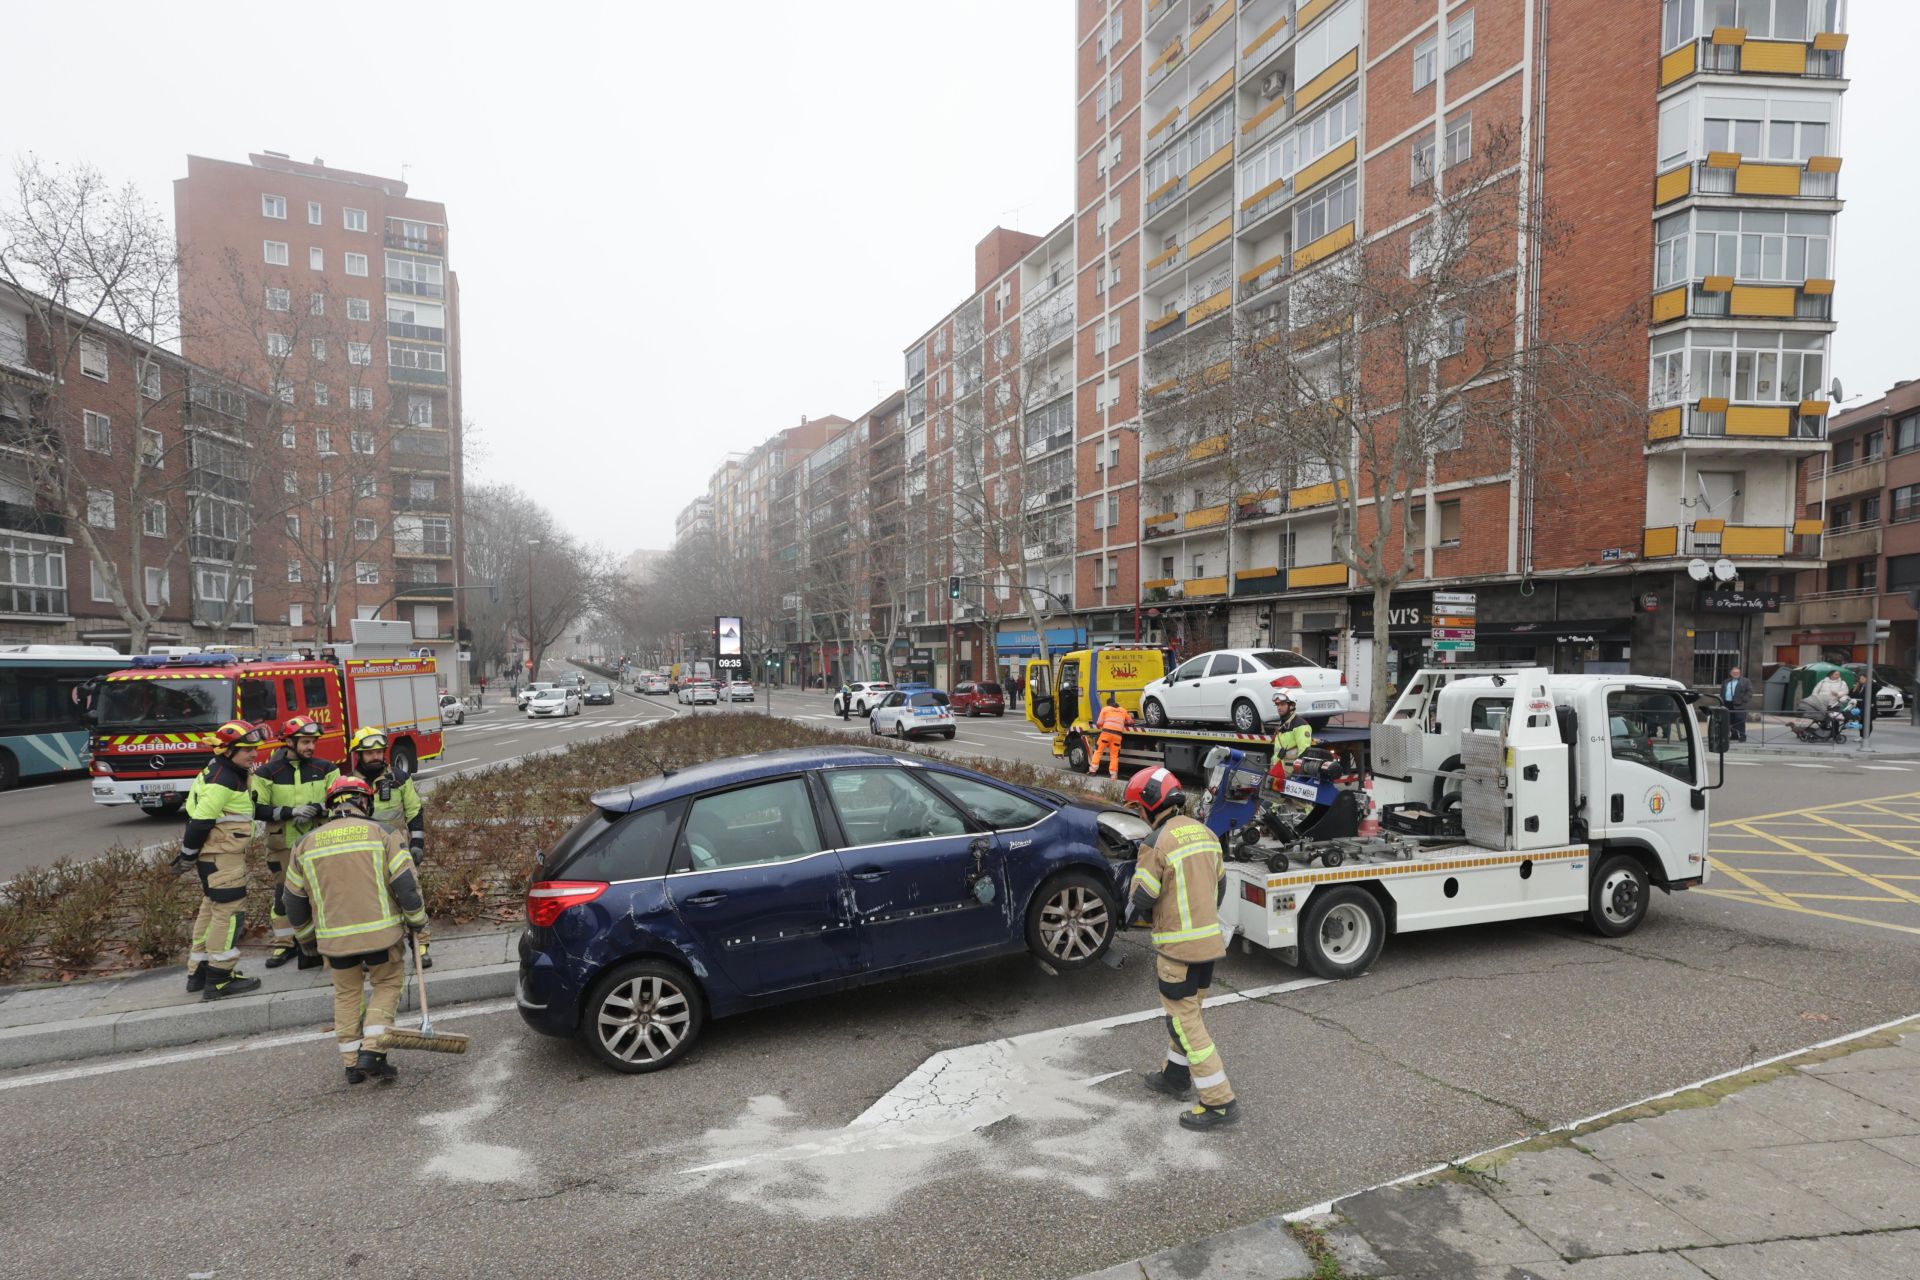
[1687,558,1711,582]
[1713,558,1737,583]
[1830,376,1844,403]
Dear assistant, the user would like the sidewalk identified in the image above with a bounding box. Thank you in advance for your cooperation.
[0,927,520,1070]
[1075,1019,1920,1279]
[1726,714,1920,758]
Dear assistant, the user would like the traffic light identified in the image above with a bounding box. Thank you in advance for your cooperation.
[948,575,962,600]
[1870,619,1892,645]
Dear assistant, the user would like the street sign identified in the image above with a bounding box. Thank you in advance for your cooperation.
[1433,640,1477,652]
[1433,591,1477,605]
[1430,628,1475,640]
[1431,614,1476,628]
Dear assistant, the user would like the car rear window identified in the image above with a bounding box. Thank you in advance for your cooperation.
[1254,650,1315,669]
[544,800,686,882]
[975,682,1003,695]
[909,692,947,708]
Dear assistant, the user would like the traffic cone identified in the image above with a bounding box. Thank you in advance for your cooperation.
[1358,773,1382,837]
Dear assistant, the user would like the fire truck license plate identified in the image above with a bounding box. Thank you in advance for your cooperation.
[140,782,175,794]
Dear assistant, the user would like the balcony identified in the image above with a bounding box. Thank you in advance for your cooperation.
[1146,309,1187,346]
[391,430,451,460]
[388,363,448,387]
[1822,524,1882,561]
[384,226,446,256]
[1809,457,1885,502]
[1144,512,1181,540]
[1287,562,1348,589]
[1692,157,1841,201]
[0,500,65,537]
[392,491,450,513]
[1646,402,1828,447]
[191,600,254,628]
[1183,575,1229,599]
[1642,523,1807,560]
[1236,489,1284,520]
[1232,565,1284,594]
[393,580,453,600]
[1652,279,1834,325]
[1184,503,1229,530]
[387,321,445,342]
[394,536,453,558]
[1773,588,1877,628]
[1239,251,1289,301]
[1661,32,1847,87]
[383,276,445,300]
[1240,2,1295,76]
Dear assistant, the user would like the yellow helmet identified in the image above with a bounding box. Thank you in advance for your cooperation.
[348,727,388,754]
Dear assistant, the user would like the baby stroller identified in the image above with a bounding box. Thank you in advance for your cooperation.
[1791,696,1855,744]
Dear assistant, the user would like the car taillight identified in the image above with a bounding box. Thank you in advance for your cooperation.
[1340,672,1347,685]
[526,880,608,927]
[1271,675,1303,689]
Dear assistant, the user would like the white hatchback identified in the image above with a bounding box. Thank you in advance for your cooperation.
[869,690,956,741]
[526,687,583,718]
[1139,648,1350,733]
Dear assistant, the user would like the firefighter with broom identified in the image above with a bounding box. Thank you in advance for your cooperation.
[283,776,464,1081]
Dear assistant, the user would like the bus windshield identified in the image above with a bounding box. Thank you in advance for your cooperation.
[94,678,234,732]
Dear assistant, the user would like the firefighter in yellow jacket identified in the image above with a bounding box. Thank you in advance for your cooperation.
[1124,765,1239,1131]
[1087,692,1133,779]
[250,715,337,968]
[283,775,428,1084]
[348,727,432,967]
[173,720,268,1000]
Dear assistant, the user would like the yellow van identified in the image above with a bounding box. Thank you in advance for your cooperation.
[1024,647,1167,752]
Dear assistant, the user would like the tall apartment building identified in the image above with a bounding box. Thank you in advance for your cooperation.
[1078,0,1847,690]
[174,152,464,655]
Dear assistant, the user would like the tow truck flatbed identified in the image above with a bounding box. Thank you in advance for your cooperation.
[1064,721,1369,780]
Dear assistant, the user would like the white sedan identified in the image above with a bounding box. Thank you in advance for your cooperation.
[869,690,956,741]
[679,681,719,706]
[638,675,671,695]
[526,687,583,718]
[726,680,755,702]
[1139,648,1350,733]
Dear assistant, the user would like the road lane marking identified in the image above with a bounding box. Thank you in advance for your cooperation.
[1737,822,1920,904]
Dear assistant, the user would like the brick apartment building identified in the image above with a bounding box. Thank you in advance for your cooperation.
[671,0,1849,695]
[174,152,465,664]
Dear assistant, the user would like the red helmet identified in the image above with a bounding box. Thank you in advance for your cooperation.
[282,715,323,740]
[1123,766,1185,818]
[325,775,375,812]
[211,720,267,755]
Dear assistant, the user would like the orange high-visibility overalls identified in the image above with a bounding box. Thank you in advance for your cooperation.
[1088,703,1132,778]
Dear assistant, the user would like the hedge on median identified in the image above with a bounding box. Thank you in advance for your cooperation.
[0,713,1103,985]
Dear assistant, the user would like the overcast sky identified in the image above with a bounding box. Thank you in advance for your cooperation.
[6,2,1914,556]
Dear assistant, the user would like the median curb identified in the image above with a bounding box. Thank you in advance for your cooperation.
[0,960,518,1071]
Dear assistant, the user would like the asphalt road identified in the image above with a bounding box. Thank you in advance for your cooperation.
[5,696,1920,1280]
[0,662,671,881]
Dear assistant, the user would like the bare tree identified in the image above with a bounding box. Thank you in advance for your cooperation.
[461,482,616,677]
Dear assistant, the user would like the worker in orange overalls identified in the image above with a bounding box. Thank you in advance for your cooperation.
[1087,692,1134,779]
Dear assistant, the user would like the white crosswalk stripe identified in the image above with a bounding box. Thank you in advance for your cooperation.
[1858,764,1913,771]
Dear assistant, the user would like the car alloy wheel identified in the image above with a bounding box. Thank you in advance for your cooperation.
[1033,878,1113,965]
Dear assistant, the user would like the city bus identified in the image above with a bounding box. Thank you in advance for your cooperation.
[0,645,126,789]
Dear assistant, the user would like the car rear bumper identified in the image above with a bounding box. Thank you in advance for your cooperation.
[516,931,579,1037]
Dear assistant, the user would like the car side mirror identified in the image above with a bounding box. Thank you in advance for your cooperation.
[1707,707,1730,755]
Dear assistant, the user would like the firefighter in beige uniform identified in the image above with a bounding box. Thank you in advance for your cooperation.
[282,776,428,1084]
[1124,765,1239,1131]
[173,720,268,1000]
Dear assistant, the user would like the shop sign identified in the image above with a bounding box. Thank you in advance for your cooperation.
[1698,590,1781,613]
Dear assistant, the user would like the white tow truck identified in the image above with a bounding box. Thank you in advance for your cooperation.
[1206,667,1726,979]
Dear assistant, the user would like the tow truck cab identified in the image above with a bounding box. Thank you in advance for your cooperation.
[1023,647,1166,745]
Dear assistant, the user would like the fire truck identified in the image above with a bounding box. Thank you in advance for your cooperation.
[87,622,443,816]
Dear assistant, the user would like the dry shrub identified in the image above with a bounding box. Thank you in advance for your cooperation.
[45,896,108,971]
[132,883,186,967]
[0,904,27,978]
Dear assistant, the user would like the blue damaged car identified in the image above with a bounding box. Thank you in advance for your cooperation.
[516,746,1147,1072]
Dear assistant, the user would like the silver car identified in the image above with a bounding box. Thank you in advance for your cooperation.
[526,687,582,718]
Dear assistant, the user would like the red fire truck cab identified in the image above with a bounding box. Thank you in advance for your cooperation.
[88,647,444,816]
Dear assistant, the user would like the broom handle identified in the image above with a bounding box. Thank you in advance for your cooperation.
[410,930,434,1032]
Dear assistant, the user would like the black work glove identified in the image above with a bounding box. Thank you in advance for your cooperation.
[409,836,426,864]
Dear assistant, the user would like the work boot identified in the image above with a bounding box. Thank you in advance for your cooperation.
[1141,1068,1193,1100]
[296,951,323,970]
[201,968,262,1001]
[264,945,298,969]
[344,1059,369,1085]
[1178,1100,1241,1132]
[185,961,209,994]
[354,1049,398,1083]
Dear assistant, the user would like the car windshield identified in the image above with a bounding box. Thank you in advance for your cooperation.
[95,677,233,731]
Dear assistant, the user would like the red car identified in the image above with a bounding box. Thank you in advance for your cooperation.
[951,680,1007,717]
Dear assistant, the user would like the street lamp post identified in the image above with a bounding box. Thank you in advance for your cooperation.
[526,538,542,680]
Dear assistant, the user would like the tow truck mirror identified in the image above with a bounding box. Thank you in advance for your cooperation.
[1033,695,1056,729]
[1706,707,1730,755]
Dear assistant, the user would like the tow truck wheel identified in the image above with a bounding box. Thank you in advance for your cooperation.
[1065,737,1090,773]
[1298,886,1385,979]
[1142,698,1168,728]
[1586,854,1650,937]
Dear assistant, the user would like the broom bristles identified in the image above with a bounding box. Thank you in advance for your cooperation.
[381,1027,470,1054]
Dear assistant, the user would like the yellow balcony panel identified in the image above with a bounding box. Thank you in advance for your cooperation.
[1735,163,1801,196]
[1145,377,1179,399]
[1239,252,1287,284]
[1147,176,1181,204]
[1654,165,1692,206]
[1288,562,1348,589]
[1660,42,1698,86]
[1793,517,1825,535]
[1241,95,1288,136]
[1149,108,1181,141]
[1150,40,1184,75]
[1644,526,1680,558]
[1243,14,1288,59]
[1705,150,1742,170]
[1188,215,1233,257]
[1652,287,1687,324]
[1289,479,1348,509]
[1295,0,1338,29]
[1722,525,1789,556]
[1147,310,1183,333]
[1190,68,1236,118]
[1711,26,1747,44]
[1143,578,1176,591]
[1741,39,1808,74]
[1146,244,1181,271]
[1184,575,1230,598]
[1725,405,1791,437]
[1806,154,1842,174]
[1235,566,1282,581]
[1145,513,1178,526]
[1240,175,1288,211]
[1238,488,1281,504]
[1648,407,1682,441]
[1702,274,1734,293]
[1813,31,1849,50]
[1296,47,1358,110]
[1728,284,1796,318]
[1190,0,1235,54]
[1799,399,1831,417]
[1802,277,1834,295]
[1186,288,1231,325]
[1197,358,1232,387]
[1291,315,1348,351]
[1295,137,1358,195]
[1187,434,1229,461]
[1188,142,1234,187]
[1185,504,1230,530]
[1692,518,1726,535]
[1698,396,1730,413]
[1293,222,1355,271]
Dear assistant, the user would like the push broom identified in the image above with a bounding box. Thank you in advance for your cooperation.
[382,934,470,1055]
